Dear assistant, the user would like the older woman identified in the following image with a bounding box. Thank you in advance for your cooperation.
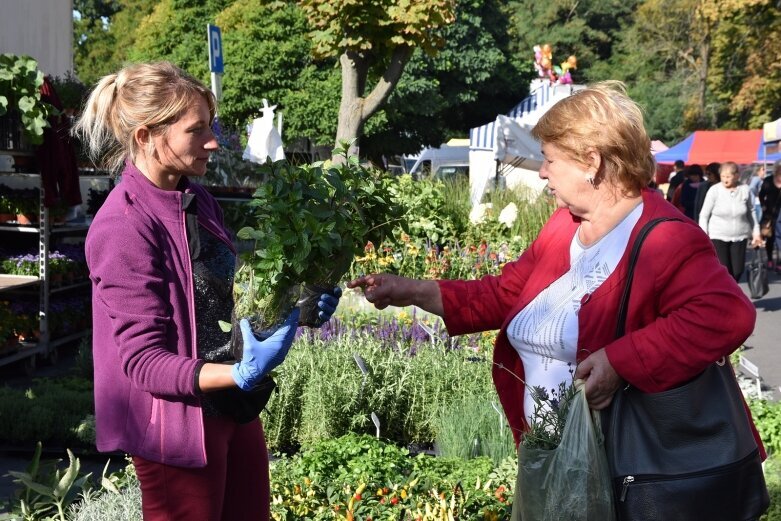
[348,82,763,518]
[699,161,762,281]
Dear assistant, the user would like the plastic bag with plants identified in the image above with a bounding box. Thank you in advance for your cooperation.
[511,379,615,521]
[226,142,404,358]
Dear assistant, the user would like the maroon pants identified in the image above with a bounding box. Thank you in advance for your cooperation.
[132,415,270,521]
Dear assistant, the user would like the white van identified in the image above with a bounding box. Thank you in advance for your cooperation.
[408,139,470,181]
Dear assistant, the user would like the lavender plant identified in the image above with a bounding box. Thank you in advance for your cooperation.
[522,379,579,450]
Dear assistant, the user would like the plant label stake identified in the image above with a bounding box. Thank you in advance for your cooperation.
[353,352,368,399]
[417,320,437,348]
[492,401,505,436]
[370,412,381,439]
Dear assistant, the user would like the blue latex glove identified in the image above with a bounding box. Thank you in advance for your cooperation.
[315,287,342,326]
[231,307,300,391]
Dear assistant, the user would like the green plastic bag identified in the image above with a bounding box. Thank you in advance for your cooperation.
[511,381,615,521]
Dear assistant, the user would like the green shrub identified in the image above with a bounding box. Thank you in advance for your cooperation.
[69,485,142,521]
[69,464,141,521]
[263,330,495,452]
[269,433,516,520]
[761,455,781,521]
[749,398,781,456]
[0,377,94,447]
[435,394,516,465]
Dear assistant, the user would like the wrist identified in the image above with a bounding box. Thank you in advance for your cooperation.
[231,362,253,392]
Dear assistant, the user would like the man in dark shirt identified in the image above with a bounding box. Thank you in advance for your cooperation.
[666,159,686,201]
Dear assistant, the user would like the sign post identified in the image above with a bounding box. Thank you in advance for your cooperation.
[207,24,224,101]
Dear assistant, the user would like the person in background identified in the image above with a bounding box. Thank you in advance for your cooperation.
[749,164,766,224]
[698,161,762,282]
[693,162,720,223]
[73,61,340,520]
[672,164,704,219]
[666,159,686,201]
[759,160,781,270]
[348,82,763,517]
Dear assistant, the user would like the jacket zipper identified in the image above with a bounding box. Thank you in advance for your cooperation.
[618,449,760,502]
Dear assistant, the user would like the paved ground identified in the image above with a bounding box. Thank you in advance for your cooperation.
[1,264,779,512]
[736,264,781,400]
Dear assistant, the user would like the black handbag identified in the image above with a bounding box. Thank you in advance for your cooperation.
[747,247,769,300]
[602,217,769,521]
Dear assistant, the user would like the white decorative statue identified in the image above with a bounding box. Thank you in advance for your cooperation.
[243,99,285,164]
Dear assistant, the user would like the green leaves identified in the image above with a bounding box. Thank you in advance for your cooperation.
[4,443,94,521]
[234,150,403,325]
[0,54,52,144]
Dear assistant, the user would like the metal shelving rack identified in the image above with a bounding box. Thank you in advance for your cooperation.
[0,160,94,373]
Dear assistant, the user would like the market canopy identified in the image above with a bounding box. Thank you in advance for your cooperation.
[654,130,781,165]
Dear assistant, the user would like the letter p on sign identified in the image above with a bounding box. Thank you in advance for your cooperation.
[208,24,224,74]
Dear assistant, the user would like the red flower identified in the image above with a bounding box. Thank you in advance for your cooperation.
[354,493,362,501]
[390,496,399,505]
[365,241,375,252]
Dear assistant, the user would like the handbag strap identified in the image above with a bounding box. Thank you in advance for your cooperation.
[614,217,682,339]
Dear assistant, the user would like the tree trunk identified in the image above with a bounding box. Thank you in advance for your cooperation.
[333,45,414,162]
[697,35,710,127]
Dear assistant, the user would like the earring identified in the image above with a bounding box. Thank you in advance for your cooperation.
[585,174,595,185]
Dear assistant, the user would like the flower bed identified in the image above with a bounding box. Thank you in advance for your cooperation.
[263,313,498,452]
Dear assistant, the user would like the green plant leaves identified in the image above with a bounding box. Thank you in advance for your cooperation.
[0,54,52,143]
[233,150,402,325]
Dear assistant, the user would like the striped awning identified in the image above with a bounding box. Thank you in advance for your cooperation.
[469,82,571,151]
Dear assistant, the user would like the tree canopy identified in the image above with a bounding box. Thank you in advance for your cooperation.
[72,0,781,156]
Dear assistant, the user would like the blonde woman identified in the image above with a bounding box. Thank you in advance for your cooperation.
[74,62,337,520]
[698,161,762,282]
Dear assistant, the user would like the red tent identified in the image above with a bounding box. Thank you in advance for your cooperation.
[654,130,778,165]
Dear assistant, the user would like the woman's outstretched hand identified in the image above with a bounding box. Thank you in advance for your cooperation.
[347,274,445,316]
[347,274,410,310]
[574,349,623,410]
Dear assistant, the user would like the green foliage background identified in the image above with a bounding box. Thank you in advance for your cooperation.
[72,0,781,152]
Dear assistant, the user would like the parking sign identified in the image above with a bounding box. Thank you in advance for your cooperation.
[207,24,223,74]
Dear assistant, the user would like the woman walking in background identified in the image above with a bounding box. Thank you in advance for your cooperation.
[759,160,781,269]
[699,162,762,282]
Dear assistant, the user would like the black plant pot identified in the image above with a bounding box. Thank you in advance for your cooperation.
[297,284,334,328]
[229,305,294,361]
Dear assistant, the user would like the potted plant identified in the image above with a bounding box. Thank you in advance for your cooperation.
[0,187,14,223]
[0,54,53,148]
[49,72,87,118]
[14,192,39,225]
[226,143,403,356]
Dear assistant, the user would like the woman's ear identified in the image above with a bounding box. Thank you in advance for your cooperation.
[134,127,151,150]
[586,148,602,176]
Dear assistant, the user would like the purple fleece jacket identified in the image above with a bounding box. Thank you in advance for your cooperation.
[86,161,235,467]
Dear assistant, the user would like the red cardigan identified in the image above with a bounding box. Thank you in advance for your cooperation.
[439,189,763,454]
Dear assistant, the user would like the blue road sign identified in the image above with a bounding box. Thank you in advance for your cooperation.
[207,24,223,74]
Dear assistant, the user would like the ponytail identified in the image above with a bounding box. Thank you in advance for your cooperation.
[72,73,126,174]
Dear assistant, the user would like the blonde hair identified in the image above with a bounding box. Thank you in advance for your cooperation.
[73,61,216,174]
[531,81,654,196]
[719,161,739,177]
